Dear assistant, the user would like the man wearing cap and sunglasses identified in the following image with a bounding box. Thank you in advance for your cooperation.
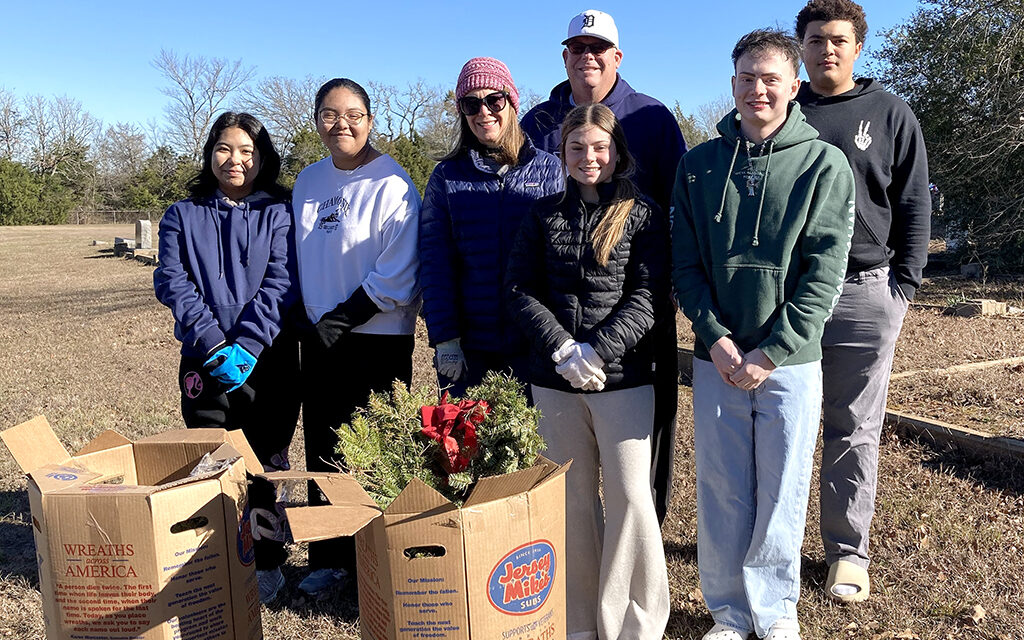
[522,8,687,529]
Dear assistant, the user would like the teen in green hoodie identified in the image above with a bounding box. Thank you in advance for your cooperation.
[671,30,854,640]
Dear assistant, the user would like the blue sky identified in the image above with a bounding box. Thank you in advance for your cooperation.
[1,0,921,132]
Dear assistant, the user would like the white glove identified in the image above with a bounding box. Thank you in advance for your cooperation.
[581,375,606,392]
[435,339,467,380]
[551,339,577,365]
[553,341,606,389]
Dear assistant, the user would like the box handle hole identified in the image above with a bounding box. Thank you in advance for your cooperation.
[404,545,446,559]
[170,516,209,534]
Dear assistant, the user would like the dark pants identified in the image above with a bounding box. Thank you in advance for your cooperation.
[300,331,414,571]
[651,306,679,525]
[178,330,301,570]
[436,348,532,402]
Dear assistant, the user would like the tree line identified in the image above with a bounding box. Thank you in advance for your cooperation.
[4,0,1019,270]
[0,49,726,227]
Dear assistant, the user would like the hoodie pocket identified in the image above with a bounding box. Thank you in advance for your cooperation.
[712,263,784,344]
[854,207,886,248]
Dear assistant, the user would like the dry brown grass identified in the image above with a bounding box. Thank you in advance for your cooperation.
[2,225,1023,639]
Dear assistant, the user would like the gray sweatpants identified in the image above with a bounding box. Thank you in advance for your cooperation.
[532,384,670,640]
[820,267,909,568]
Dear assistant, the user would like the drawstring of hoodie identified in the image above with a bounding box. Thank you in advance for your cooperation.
[715,137,742,223]
[751,140,775,248]
[211,207,225,279]
[212,195,254,278]
[715,136,775,247]
[242,201,251,268]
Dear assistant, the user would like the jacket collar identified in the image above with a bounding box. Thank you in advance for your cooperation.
[467,136,540,174]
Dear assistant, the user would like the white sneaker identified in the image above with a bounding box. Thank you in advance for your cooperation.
[764,619,801,640]
[702,623,749,640]
[257,567,285,604]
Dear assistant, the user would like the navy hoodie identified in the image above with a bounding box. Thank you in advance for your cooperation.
[154,193,298,359]
[521,75,686,213]
[797,78,930,299]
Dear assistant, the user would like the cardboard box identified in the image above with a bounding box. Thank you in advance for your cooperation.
[1,416,264,640]
[278,458,569,640]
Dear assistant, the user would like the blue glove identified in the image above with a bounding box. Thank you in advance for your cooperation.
[204,344,257,392]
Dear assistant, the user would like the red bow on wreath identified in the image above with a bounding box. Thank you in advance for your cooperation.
[420,392,489,473]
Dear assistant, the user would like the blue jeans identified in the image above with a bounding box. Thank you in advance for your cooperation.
[692,358,821,638]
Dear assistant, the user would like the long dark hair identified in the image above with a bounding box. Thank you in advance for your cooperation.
[187,112,288,201]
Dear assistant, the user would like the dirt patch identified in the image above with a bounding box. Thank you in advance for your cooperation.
[888,363,1024,439]
[3,225,1024,639]
[894,307,1024,373]
[915,274,1024,308]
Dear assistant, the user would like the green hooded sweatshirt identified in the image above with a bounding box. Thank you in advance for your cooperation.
[671,102,855,367]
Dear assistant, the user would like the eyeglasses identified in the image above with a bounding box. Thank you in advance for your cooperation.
[318,109,368,126]
[457,92,508,116]
[565,41,614,56]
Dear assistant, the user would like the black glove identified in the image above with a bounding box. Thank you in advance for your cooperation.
[315,286,380,348]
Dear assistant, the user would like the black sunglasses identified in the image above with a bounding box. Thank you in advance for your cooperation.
[565,41,614,56]
[458,91,508,116]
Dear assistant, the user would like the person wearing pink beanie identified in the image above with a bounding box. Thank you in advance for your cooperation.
[419,57,562,397]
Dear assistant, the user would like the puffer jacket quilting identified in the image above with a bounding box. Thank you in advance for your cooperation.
[505,183,670,392]
[419,140,563,352]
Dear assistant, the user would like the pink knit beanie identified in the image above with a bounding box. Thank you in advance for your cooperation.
[455,57,520,112]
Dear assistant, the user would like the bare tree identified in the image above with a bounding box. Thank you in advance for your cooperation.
[0,87,26,161]
[518,88,545,115]
[238,74,323,150]
[368,80,444,142]
[96,122,148,178]
[25,94,99,177]
[153,49,254,163]
[694,93,734,141]
[417,89,459,157]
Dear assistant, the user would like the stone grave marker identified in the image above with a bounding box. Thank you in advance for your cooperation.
[135,219,153,250]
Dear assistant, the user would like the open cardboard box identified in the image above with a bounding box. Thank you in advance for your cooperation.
[2,415,264,640]
[273,456,569,640]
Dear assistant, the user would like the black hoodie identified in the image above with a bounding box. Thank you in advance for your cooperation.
[797,78,930,299]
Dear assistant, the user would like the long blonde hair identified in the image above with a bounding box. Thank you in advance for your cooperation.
[559,103,638,266]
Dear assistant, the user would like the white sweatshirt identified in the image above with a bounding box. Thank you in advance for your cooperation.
[293,154,421,335]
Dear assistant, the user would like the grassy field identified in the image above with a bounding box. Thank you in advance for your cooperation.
[1,224,1023,639]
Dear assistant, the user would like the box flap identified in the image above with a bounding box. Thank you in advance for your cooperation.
[223,429,264,475]
[314,476,378,508]
[1,415,71,473]
[285,505,381,542]
[26,464,100,493]
[386,477,452,515]
[74,429,131,455]
[463,463,548,507]
[260,470,336,482]
[533,457,572,487]
[132,428,252,484]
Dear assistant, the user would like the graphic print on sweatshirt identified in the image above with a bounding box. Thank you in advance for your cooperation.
[855,120,873,151]
[316,195,350,234]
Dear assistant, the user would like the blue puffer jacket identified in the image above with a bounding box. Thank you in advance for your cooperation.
[419,140,563,353]
[154,193,298,359]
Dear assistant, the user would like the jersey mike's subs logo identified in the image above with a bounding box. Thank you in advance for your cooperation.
[487,540,555,615]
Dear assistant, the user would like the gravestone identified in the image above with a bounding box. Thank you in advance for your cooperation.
[135,220,153,250]
[113,237,136,257]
